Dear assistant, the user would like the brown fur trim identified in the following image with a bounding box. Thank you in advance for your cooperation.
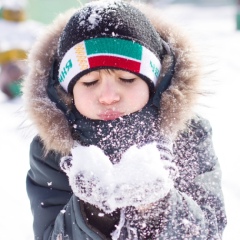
[136,3,201,137]
[22,10,76,155]
[22,2,202,154]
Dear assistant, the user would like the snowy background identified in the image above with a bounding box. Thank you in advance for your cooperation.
[0,2,239,240]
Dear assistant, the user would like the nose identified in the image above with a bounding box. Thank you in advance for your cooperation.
[98,80,120,105]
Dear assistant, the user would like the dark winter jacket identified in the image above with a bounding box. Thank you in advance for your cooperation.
[23,1,227,239]
[27,117,226,239]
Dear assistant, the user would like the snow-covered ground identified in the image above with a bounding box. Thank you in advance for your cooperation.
[0,3,239,240]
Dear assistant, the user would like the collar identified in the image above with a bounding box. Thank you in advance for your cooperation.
[69,100,160,163]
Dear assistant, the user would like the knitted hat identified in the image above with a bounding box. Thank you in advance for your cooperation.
[57,0,164,94]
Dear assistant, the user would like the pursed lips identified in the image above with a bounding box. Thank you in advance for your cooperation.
[98,110,124,121]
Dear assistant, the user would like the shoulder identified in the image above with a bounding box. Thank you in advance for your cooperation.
[173,115,217,175]
[177,115,213,143]
[29,136,71,191]
[174,115,214,153]
[188,115,212,134]
[30,135,63,170]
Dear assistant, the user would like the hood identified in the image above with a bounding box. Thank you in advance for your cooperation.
[22,2,201,155]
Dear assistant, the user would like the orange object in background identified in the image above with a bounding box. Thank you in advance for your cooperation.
[0,0,43,99]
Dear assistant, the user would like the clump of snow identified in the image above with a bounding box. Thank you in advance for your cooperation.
[78,0,122,31]
[60,209,66,214]
[61,142,177,213]
[87,12,102,29]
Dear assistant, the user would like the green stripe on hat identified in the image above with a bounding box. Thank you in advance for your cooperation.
[58,37,161,92]
[85,38,142,60]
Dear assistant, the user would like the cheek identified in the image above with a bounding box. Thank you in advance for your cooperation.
[137,91,149,108]
[137,85,149,102]
[73,88,100,119]
[74,90,90,112]
[127,86,149,111]
[74,96,83,113]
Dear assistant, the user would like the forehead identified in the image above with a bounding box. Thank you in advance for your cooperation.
[84,69,138,76]
[100,69,115,74]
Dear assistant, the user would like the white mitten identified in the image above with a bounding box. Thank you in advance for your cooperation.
[106,142,178,211]
[60,140,178,213]
[60,142,114,212]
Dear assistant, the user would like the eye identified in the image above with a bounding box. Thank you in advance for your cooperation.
[82,80,98,87]
[119,78,135,83]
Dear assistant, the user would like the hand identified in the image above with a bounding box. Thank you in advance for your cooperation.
[60,139,178,213]
[108,141,178,210]
[60,143,114,212]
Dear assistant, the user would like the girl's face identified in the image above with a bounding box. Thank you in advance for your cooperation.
[73,69,150,120]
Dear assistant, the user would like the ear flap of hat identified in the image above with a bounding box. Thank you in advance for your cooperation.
[153,40,176,108]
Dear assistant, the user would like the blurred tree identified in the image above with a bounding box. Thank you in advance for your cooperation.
[26,0,86,24]
[237,0,240,30]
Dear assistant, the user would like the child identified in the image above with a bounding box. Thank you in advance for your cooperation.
[23,0,227,239]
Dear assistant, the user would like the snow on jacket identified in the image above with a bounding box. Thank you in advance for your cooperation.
[23,2,227,240]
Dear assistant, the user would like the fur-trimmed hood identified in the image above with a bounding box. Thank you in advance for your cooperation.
[22,1,201,155]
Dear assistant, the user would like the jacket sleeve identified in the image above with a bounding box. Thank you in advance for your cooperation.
[159,116,227,239]
[124,116,227,240]
[26,136,104,240]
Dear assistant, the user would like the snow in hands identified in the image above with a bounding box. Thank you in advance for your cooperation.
[60,142,178,213]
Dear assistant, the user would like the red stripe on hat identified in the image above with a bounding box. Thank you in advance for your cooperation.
[88,55,141,73]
